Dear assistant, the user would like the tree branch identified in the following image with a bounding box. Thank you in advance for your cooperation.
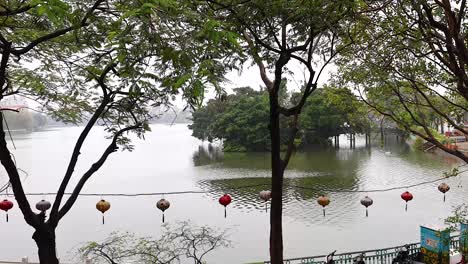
[49,71,112,227]
[0,42,11,93]
[205,0,282,54]
[55,124,142,221]
[243,31,274,90]
[358,89,468,163]
[11,0,105,56]
[0,112,38,227]
[394,70,468,134]
[0,3,35,16]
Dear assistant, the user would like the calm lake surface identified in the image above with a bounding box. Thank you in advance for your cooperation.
[1,124,467,263]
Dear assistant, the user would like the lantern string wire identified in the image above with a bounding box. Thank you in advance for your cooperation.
[3,115,16,149]
[285,168,468,193]
[6,167,467,197]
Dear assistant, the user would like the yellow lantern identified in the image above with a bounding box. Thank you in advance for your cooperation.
[96,199,111,224]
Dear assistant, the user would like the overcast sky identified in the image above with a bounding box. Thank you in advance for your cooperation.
[1,57,334,111]
[204,59,335,105]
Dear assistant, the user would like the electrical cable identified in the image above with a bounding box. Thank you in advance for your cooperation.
[7,167,466,197]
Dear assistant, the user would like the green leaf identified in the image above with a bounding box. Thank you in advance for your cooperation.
[173,73,192,89]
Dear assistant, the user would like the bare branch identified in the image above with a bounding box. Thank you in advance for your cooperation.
[243,31,274,90]
[49,64,114,226]
[0,3,35,16]
[56,124,142,221]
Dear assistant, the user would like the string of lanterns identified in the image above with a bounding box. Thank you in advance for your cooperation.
[0,173,463,224]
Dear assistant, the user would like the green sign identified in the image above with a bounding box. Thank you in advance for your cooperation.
[420,226,450,264]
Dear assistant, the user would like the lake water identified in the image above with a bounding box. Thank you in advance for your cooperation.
[0,124,467,263]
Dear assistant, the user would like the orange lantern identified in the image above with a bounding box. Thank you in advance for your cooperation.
[317,195,330,217]
[96,199,110,224]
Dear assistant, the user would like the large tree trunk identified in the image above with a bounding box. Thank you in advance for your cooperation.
[2,113,56,263]
[269,90,284,264]
[33,226,59,264]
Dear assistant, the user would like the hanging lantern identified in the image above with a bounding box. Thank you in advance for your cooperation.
[219,194,232,218]
[360,196,373,217]
[317,195,330,217]
[259,190,271,212]
[438,183,450,202]
[0,199,13,222]
[96,199,110,224]
[35,200,51,213]
[156,198,170,223]
[401,191,413,212]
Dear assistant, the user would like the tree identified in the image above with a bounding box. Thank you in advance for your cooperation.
[190,85,368,150]
[201,1,358,262]
[445,204,468,263]
[210,91,270,151]
[1,1,108,262]
[336,0,468,162]
[189,97,230,143]
[299,86,369,146]
[79,222,230,264]
[190,87,272,151]
[0,1,236,263]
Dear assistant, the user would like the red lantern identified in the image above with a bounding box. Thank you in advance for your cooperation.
[317,195,330,217]
[259,190,271,212]
[219,194,232,218]
[0,199,13,222]
[401,191,413,211]
[438,183,450,202]
[156,198,170,223]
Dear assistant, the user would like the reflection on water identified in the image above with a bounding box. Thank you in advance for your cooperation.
[193,143,224,166]
[193,137,466,228]
[1,125,467,264]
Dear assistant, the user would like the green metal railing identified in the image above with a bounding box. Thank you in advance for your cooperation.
[264,235,460,264]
